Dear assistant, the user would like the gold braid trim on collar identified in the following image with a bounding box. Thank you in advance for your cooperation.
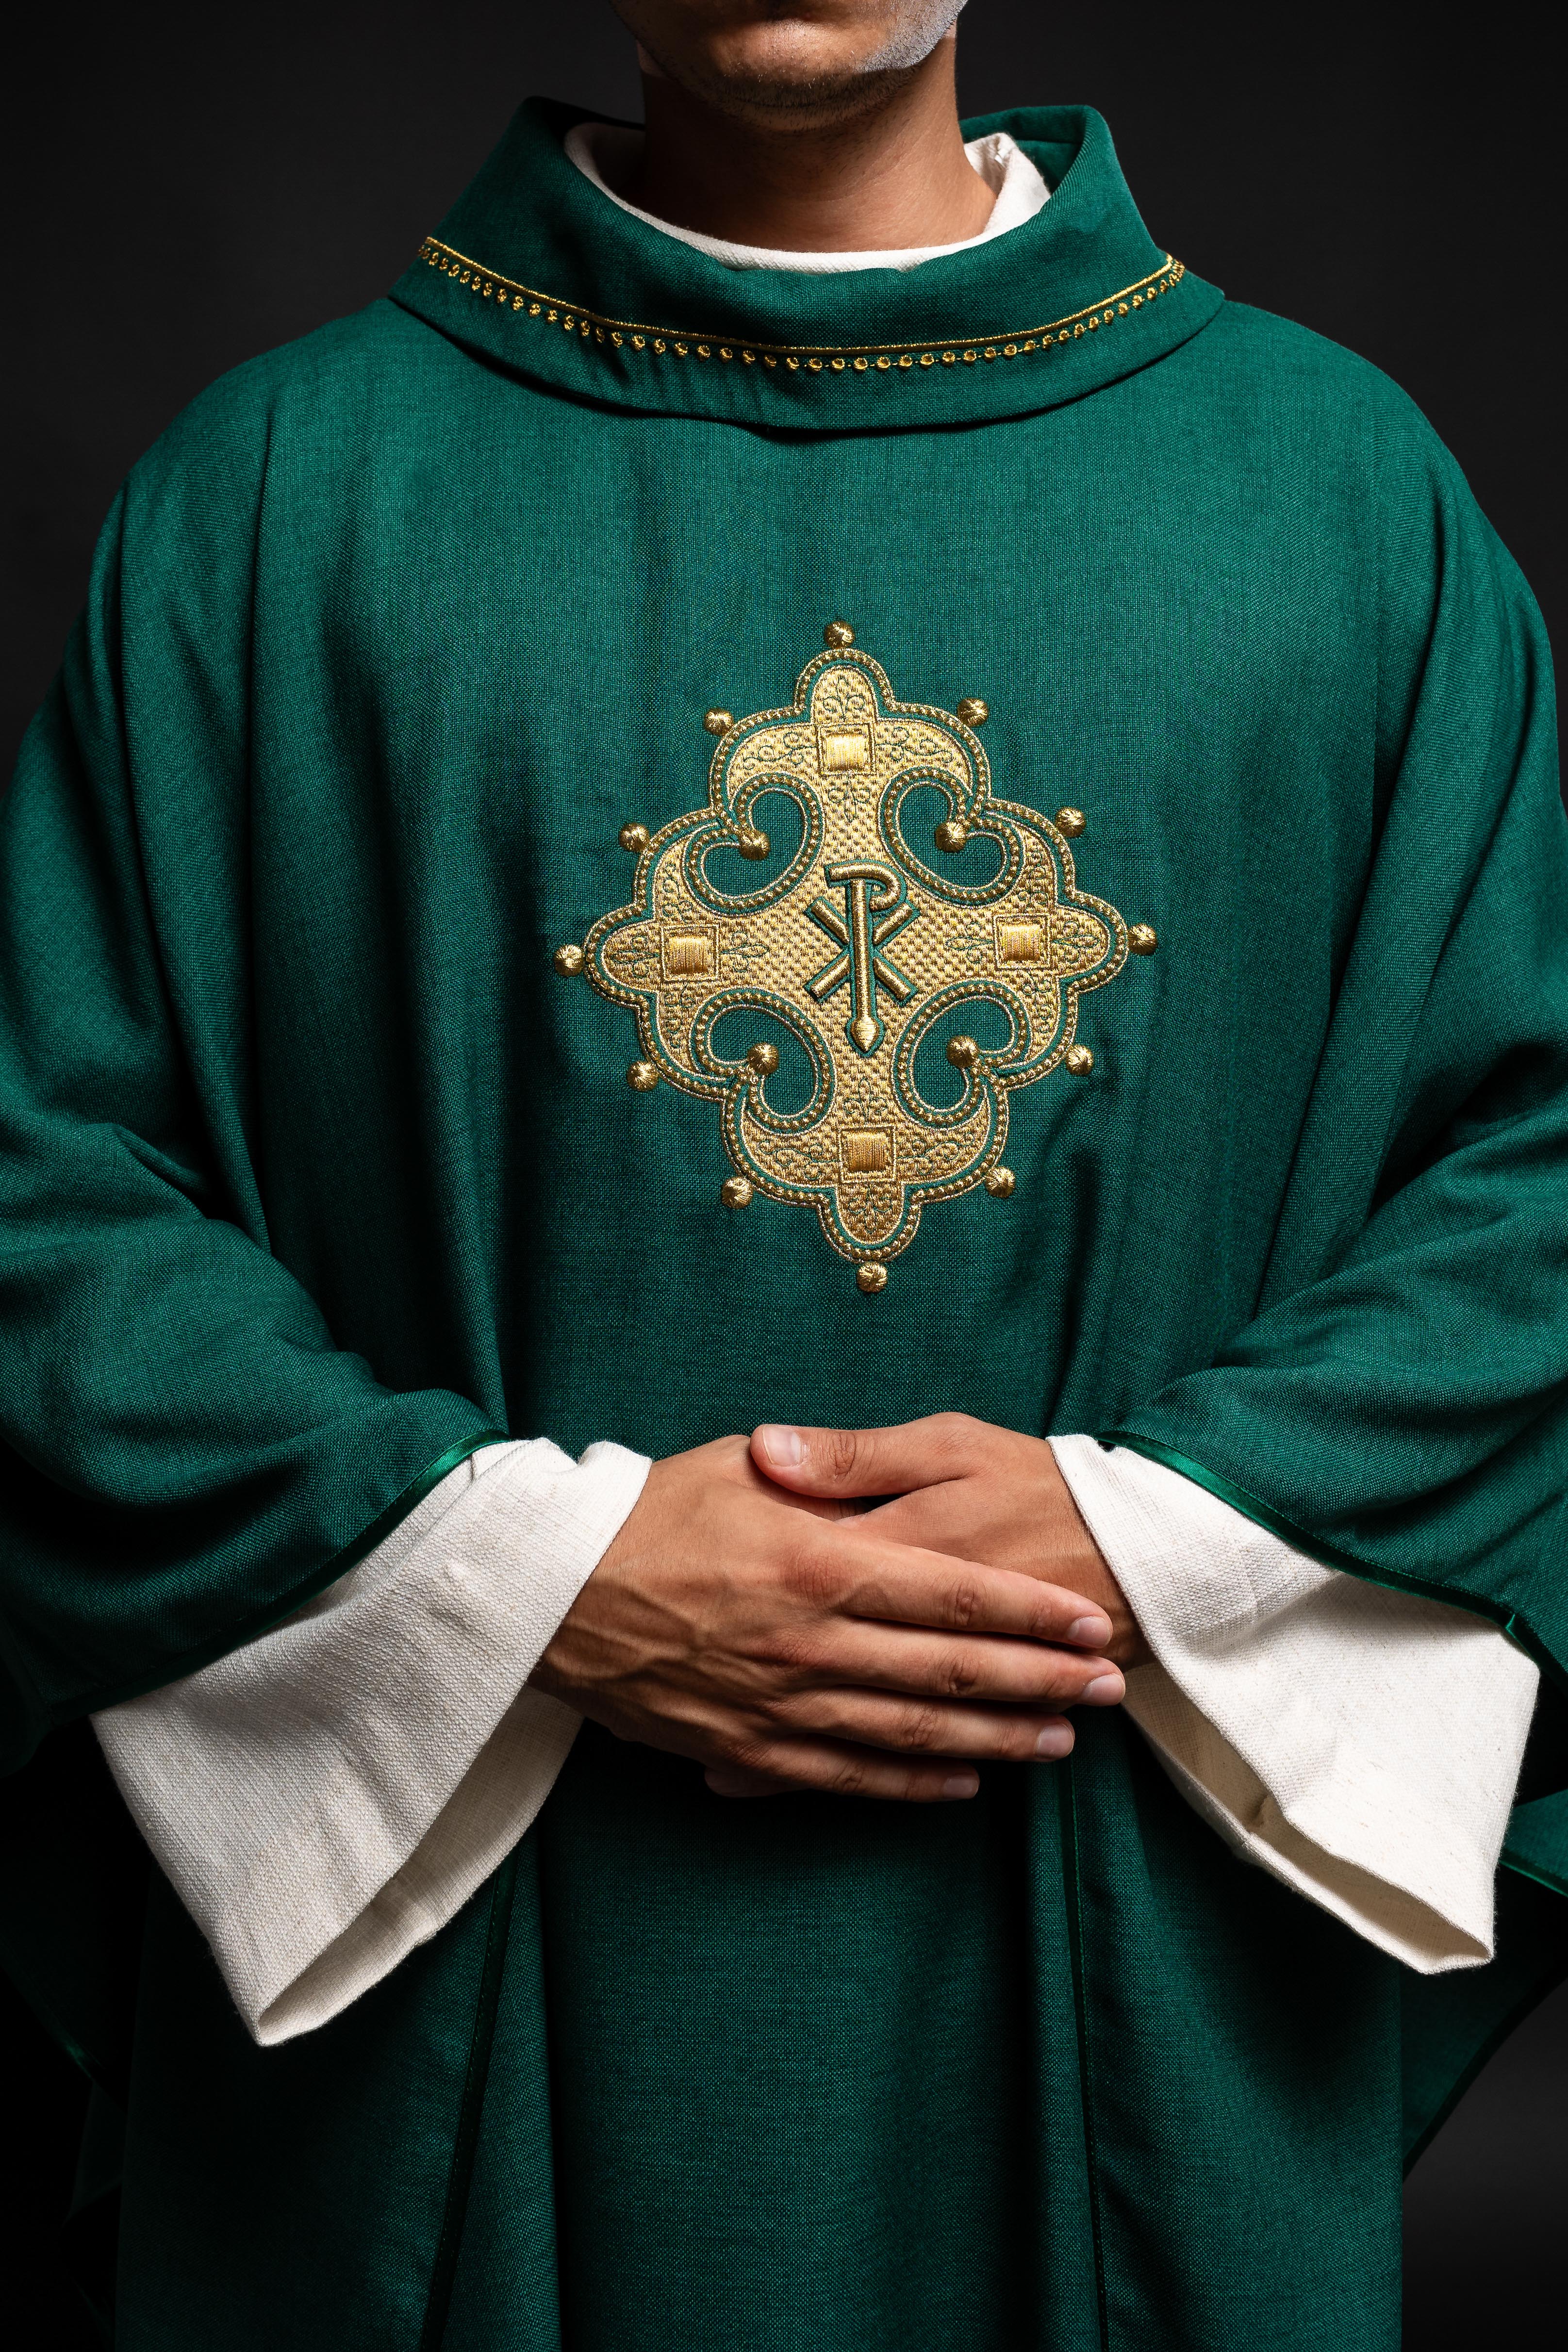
[416,236,1187,375]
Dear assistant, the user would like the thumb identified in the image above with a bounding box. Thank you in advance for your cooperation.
[750,1415,972,1499]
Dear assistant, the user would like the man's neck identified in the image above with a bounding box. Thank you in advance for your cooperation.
[613,34,993,253]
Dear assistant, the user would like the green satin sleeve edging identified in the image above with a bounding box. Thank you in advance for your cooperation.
[20,2005,103,2089]
[66,1427,512,1729]
[419,1846,519,2352]
[1497,1850,1568,1905]
[1099,1431,1568,1727]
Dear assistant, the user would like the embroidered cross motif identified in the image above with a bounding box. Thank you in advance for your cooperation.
[805,862,918,1054]
[577,637,1138,1284]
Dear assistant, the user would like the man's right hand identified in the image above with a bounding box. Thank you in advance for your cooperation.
[528,1436,1125,1803]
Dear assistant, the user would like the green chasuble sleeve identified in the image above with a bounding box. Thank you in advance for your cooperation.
[0,438,500,1769]
[1104,428,1568,1784]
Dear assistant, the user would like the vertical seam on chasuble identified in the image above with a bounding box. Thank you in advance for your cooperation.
[415,236,1188,374]
[418,1849,519,2351]
[1059,1761,1112,2351]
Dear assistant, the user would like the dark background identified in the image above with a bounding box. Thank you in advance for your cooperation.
[3,3,1563,2343]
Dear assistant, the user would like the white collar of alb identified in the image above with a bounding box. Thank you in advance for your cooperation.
[563,121,1049,275]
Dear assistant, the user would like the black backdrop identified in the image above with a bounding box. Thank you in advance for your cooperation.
[2,4,1564,2344]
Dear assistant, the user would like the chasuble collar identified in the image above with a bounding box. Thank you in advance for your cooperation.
[390,99,1222,429]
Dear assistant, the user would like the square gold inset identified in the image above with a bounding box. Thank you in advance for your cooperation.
[840,1127,894,1176]
[818,729,871,773]
[996,921,1043,964]
[663,929,716,979]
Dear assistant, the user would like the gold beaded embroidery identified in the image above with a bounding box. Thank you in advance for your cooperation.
[571,636,1142,1281]
[415,237,1187,380]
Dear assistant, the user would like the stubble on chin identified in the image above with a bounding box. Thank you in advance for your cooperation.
[617,3,969,129]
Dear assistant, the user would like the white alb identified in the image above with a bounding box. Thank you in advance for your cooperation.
[562,121,1050,273]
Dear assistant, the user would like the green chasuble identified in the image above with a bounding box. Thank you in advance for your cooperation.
[2,99,1567,2351]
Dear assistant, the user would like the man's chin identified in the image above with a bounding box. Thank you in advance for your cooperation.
[644,41,924,130]
[629,6,963,130]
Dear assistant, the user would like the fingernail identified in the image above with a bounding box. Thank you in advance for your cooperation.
[1067,1614,1113,1646]
[1084,1672,1125,1704]
[942,1771,979,1798]
[757,1424,805,1468]
[1035,1724,1073,1759]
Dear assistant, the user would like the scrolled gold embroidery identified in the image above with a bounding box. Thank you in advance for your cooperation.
[575,637,1145,1281]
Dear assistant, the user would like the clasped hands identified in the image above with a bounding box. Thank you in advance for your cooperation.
[531,1415,1150,1803]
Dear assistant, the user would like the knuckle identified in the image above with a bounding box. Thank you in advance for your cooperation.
[824,1426,862,1482]
[945,1575,986,1630]
[895,1702,946,1753]
[759,1686,818,1736]
[825,1754,869,1797]
[940,1649,981,1698]
[930,1411,982,1466]
[784,1542,843,1612]
[756,1624,817,1682]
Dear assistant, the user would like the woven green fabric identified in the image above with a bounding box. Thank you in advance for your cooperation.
[1,101,1565,2349]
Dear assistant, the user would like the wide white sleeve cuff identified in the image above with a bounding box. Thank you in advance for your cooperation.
[1050,1436,1538,1974]
[93,1437,649,2045]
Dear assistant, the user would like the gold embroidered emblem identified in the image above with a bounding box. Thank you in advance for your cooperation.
[576,631,1142,1284]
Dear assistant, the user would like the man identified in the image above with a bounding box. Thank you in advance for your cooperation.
[2,3,1565,2345]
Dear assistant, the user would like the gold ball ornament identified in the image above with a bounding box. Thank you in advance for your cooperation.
[737,827,771,860]
[1129,923,1158,955]
[618,821,651,854]
[627,1060,660,1092]
[946,1035,980,1070]
[1065,1043,1094,1076]
[553,943,584,976]
[934,818,970,853]
[956,697,990,727]
[985,1166,1017,1198]
[856,1262,889,1295]
[703,708,733,736]
[746,1041,780,1076]
[720,1176,755,1208]
[824,620,856,648]
[1056,807,1087,838]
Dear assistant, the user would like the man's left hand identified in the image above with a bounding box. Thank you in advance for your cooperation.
[750,1414,1151,1672]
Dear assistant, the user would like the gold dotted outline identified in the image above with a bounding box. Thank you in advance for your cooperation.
[579,649,1132,1262]
[721,1078,1008,1265]
[416,237,1188,375]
